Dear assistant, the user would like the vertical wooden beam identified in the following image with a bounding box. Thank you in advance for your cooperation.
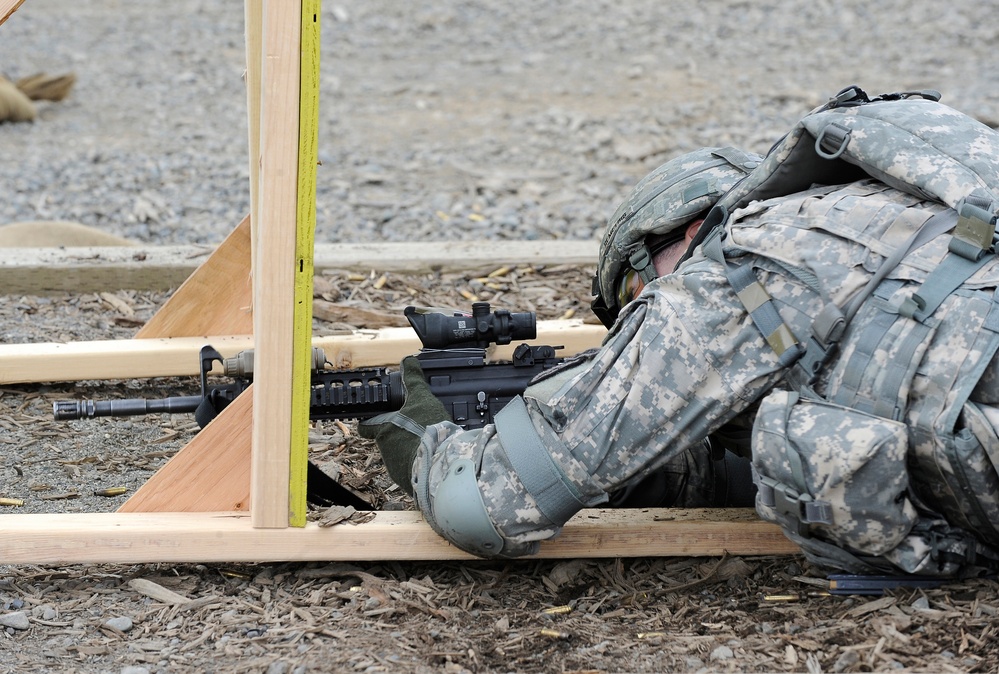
[252,0,302,528]
[244,0,263,248]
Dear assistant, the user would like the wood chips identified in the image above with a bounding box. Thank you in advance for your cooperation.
[0,269,997,672]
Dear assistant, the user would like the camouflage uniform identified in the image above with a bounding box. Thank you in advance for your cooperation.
[410,177,999,564]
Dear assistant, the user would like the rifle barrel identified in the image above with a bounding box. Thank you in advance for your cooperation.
[53,395,204,420]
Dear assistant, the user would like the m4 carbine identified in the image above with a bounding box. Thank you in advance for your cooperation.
[52,303,566,508]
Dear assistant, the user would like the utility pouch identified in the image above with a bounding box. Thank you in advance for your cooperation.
[752,390,918,556]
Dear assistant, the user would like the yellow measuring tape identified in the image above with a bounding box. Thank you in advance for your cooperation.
[290,0,321,527]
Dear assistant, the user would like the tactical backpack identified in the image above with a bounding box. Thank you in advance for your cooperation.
[696,86,999,576]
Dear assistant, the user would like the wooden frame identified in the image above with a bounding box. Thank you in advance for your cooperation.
[0,0,25,25]
[0,509,797,564]
[0,0,799,564]
[0,239,600,294]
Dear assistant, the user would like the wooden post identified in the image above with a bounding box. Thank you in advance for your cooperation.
[251,0,303,528]
[289,0,322,526]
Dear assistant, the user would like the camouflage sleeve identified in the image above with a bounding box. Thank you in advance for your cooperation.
[412,253,798,557]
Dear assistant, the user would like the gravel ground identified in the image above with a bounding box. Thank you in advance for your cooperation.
[2,1,996,246]
[2,1,999,673]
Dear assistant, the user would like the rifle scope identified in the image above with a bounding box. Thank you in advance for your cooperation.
[405,302,536,349]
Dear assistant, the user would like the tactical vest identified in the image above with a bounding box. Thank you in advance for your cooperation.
[699,87,999,576]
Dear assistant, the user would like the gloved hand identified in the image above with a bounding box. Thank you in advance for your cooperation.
[358,356,448,496]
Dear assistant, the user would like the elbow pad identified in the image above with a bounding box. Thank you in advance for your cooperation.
[420,457,506,558]
[411,423,514,558]
[413,397,595,559]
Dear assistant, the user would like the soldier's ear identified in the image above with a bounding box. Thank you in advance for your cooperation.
[684,218,705,245]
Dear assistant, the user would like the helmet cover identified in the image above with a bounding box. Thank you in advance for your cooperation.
[592,147,760,326]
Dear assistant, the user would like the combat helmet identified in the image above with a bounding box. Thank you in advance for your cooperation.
[591,147,761,328]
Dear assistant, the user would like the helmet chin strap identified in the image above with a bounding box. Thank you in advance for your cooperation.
[621,218,706,305]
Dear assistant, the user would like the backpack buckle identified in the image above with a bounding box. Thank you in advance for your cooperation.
[949,196,997,261]
[815,122,852,160]
[757,474,833,537]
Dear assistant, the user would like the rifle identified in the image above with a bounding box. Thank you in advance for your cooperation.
[52,303,566,508]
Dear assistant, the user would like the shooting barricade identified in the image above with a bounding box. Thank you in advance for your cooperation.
[0,0,798,564]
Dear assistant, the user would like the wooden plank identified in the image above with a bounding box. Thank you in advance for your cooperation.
[0,0,26,27]
[0,508,799,564]
[0,334,256,384]
[244,0,262,247]
[117,386,253,513]
[0,241,599,294]
[0,320,606,384]
[135,215,253,338]
[0,245,212,294]
[252,0,303,528]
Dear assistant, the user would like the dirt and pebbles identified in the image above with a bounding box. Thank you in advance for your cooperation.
[1,0,999,672]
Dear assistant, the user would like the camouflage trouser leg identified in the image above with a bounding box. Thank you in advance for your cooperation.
[606,439,757,508]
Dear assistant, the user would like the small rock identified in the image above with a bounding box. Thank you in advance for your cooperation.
[0,611,30,630]
[121,667,151,674]
[105,616,134,632]
[832,650,860,673]
[710,645,734,661]
[911,596,931,610]
[31,605,56,620]
[266,661,289,674]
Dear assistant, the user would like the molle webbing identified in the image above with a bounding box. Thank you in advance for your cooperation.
[901,196,998,322]
[827,280,935,420]
[789,208,963,392]
[702,227,804,367]
[825,195,997,417]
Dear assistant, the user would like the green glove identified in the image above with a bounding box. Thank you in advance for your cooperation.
[358,356,448,496]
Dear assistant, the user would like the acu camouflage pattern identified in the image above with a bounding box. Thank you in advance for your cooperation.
[413,222,798,558]
[593,147,760,323]
[752,391,917,556]
[716,91,999,575]
[715,91,999,217]
[410,92,999,573]
[723,178,999,575]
